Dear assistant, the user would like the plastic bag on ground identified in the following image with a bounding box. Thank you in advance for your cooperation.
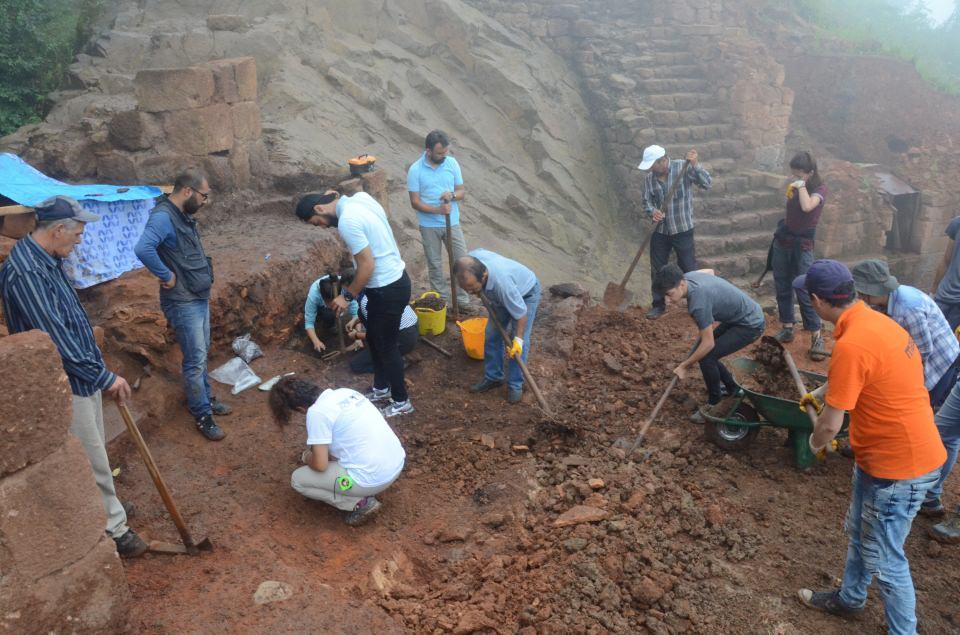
[232,333,264,364]
[210,357,262,394]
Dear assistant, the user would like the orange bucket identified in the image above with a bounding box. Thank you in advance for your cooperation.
[456,317,487,360]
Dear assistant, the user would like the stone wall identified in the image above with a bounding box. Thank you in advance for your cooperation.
[0,331,129,632]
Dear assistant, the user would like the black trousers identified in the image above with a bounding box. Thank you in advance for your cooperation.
[363,270,412,402]
[699,323,764,405]
[350,325,418,374]
[650,228,697,309]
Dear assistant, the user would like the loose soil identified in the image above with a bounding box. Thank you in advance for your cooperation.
[111,300,960,634]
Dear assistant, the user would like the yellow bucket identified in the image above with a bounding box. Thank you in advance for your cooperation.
[413,291,447,336]
[456,317,487,360]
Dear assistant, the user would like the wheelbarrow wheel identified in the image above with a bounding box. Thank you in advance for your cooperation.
[705,403,760,451]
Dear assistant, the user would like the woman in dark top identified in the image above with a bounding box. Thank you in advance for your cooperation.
[771,151,828,360]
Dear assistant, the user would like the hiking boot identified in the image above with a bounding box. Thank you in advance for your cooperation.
[381,399,415,417]
[114,528,148,558]
[364,386,391,403]
[775,327,795,343]
[797,589,864,618]
[122,501,137,519]
[195,414,226,441]
[705,396,739,418]
[918,498,946,519]
[645,305,666,320]
[471,377,504,393]
[508,386,523,404]
[929,510,960,544]
[809,334,828,361]
[345,496,382,526]
[689,410,706,424]
[210,398,232,416]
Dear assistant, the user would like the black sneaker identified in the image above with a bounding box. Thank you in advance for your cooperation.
[471,377,504,393]
[645,305,666,320]
[211,398,232,416]
[195,414,226,441]
[919,499,946,519]
[122,501,137,519]
[345,496,382,526]
[797,589,863,618]
[114,528,148,558]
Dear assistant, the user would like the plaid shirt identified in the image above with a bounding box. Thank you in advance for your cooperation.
[888,285,960,390]
[0,235,115,397]
[642,158,712,235]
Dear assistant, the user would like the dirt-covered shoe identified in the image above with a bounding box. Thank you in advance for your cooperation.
[114,528,148,558]
[381,399,415,417]
[918,499,946,519]
[210,398,232,416]
[809,334,828,361]
[797,589,863,618]
[929,511,960,544]
[689,410,706,424]
[775,327,795,343]
[645,305,666,320]
[345,497,382,526]
[471,377,504,393]
[195,415,226,441]
[364,386,391,403]
[508,387,523,404]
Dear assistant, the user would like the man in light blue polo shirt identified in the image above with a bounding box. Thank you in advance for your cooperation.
[454,249,541,404]
[407,130,471,309]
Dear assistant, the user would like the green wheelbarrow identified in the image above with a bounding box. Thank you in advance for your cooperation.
[700,357,849,469]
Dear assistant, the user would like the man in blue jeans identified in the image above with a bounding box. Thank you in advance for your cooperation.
[135,168,230,441]
[454,249,540,404]
[927,381,960,544]
[794,260,946,634]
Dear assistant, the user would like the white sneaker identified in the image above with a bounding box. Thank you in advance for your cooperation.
[381,399,415,417]
[364,386,391,403]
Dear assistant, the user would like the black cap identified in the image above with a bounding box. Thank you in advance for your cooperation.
[34,196,101,223]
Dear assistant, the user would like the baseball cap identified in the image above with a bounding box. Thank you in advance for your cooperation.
[851,259,899,297]
[793,259,854,300]
[34,196,100,223]
[638,144,666,170]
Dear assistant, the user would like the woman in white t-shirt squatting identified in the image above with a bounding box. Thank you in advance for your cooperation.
[269,377,406,526]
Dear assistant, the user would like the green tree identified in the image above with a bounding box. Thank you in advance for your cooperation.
[0,0,103,136]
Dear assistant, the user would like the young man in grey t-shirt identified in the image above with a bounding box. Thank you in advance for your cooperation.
[654,264,765,412]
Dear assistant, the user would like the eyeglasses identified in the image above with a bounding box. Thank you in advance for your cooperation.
[192,188,210,202]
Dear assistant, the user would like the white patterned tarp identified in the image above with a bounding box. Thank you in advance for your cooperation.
[62,198,153,289]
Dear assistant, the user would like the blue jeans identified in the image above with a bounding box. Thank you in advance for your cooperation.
[839,465,940,634]
[161,297,212,419]
[771,240,821,332]
[926,380,960,504]
[484,283,541,390]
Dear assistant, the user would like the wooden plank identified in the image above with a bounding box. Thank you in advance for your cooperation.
[0,185,171,217]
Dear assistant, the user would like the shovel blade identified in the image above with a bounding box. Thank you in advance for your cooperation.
[602,282,632,311]
[147,540,191,555]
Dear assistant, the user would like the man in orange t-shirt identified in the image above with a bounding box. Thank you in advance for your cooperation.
[792,260,945,634]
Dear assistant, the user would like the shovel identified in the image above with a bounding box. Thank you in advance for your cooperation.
[761,335,819,427]
[624,339,700,457]
[445,213,460,321]
[478,291,554,417]
[603,159,690,310]
[116,401,213,556]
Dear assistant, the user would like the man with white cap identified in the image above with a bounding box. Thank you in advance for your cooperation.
[638,145,712,320]
[0,196,147,558]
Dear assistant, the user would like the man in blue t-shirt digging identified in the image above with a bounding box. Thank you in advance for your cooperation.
[407,129,471,310]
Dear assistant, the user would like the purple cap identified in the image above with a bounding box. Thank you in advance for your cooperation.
[793,259,854,299]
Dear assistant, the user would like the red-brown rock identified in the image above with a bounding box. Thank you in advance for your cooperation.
[134,66,215,112]
[554,505,609,527]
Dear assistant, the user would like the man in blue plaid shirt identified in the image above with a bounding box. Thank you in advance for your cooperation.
[639,145,712,320]
[851,259,960,409]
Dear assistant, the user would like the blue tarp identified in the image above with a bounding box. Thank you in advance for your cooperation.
[0,153,162,205]
[0,153,162,289]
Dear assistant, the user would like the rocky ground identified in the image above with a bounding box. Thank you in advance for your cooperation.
[109,297,960,634]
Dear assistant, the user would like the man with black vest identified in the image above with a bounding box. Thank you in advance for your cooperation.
[135,168,231,440]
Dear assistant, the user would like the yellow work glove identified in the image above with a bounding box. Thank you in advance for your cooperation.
[808,435,839,461]
[799,392,824,415]
[506,337,524,359]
